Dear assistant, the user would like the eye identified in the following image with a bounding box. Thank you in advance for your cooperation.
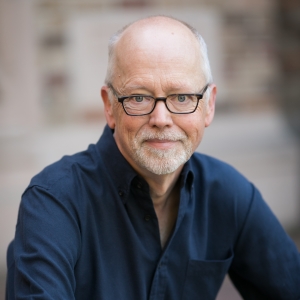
[133,96,144,102]
[178,95,186,102]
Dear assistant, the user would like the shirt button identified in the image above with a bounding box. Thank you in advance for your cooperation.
[144,214,151,221]
[118,191,124,196]
[137,184,142,189]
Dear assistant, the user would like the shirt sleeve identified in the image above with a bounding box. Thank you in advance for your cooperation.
[229,185,300,299]
[11,185,81,300]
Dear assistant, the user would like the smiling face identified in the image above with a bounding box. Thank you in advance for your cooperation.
[101,17,216,177]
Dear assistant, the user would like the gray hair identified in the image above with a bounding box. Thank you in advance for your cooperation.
[104,16,213,101]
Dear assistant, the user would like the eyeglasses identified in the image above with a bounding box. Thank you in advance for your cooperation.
[108,83,209,116]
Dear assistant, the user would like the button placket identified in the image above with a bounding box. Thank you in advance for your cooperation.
[149,256,169,300]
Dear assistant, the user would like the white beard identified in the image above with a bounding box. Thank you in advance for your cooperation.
[130,130,193,175]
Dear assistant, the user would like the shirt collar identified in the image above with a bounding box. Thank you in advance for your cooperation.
[96,125,137,203]
[179,158,194,190]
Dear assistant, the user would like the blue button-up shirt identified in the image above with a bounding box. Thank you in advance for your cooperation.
[7,125,300,299]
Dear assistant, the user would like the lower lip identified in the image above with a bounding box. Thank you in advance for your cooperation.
[144,140,178,150]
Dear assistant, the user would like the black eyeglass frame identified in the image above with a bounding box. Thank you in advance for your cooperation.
[107,83,210,116]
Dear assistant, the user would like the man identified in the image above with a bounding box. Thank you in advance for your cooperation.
[6,16,300,299]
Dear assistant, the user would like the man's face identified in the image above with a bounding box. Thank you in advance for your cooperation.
[102,19,216,177]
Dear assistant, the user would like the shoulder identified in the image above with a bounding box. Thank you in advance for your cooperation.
[190,152,251,190]
[190,152,257,217]
[25,143,102,201]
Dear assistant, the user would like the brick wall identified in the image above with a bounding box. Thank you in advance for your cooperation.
[34,0,280,122]
[0,0,289,124]
[276,0,300,138]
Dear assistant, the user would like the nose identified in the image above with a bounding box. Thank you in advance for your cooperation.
[148,100,173,128]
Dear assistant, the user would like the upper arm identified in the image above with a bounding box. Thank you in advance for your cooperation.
[12,185,81,300]
[229,186,300,299]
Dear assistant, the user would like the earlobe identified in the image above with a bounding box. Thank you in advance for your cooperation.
[101,86,116,129]
[204,84,217,127]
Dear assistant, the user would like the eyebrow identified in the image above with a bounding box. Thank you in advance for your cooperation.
[121,83,195,95]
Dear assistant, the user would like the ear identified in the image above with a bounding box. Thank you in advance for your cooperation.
[101,86,116,129]
[204,84,217,127]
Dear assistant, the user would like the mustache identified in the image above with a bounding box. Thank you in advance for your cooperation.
[138,130,187,141]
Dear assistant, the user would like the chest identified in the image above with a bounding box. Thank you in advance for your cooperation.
[73,185,235,300]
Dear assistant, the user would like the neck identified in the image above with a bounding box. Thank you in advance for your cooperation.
[141,167,183,248]
[142,166,182,205]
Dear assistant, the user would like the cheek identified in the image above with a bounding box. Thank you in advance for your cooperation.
[183,116,205,148]
[114,114,146,147]
[118,118,141,136]
[185,113,201,130]
[114,105,133,134]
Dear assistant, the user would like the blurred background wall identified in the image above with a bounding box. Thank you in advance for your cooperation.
[0,0,299,299]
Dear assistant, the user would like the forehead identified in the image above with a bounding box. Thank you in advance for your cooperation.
[117,18,199,60]
[113,18,203,90]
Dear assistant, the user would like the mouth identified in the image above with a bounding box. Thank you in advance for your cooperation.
[144,139,180,150]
